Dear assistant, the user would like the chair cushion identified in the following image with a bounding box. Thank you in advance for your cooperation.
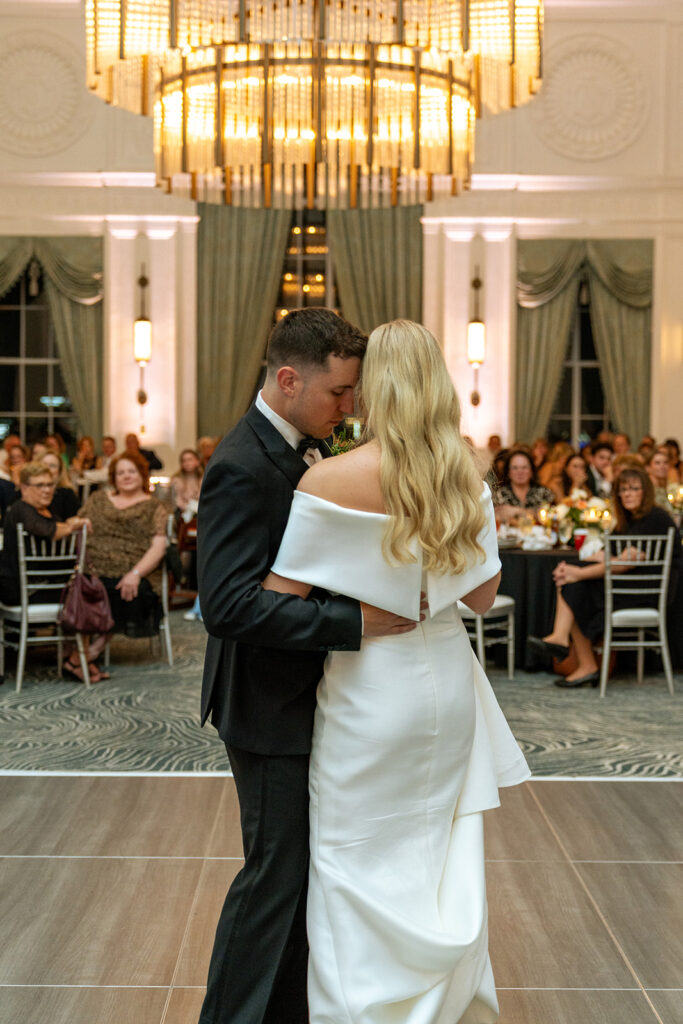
[611,607,660,627]
[0,602,63,623]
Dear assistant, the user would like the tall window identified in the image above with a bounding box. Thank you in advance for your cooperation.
[547,277,612,445]
[274,209,338,323]
[0,265,77,449]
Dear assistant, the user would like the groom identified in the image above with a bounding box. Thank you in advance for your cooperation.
[197,308,420,1024]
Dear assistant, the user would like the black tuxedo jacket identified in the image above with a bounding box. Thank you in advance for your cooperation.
[197,404,362,755]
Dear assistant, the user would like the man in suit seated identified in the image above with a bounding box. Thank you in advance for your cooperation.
[124,432,162,472]
[587,441,613,498]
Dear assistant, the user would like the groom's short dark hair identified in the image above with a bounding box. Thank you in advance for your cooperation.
[266,308,367,373]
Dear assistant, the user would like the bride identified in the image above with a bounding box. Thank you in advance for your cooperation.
[263,320,529,1024]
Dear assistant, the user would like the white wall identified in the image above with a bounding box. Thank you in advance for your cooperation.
[0,0,198,470]
[422,0,683,447]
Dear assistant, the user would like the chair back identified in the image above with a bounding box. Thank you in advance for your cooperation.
[17,523,87,604]
[603,529,675,618]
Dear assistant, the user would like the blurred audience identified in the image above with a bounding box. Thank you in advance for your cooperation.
[492,448,554,522]
[647,447,676,510]
[41,451,79,520]
[612,432,631,456]
[171,449,203,516]
[70,435,102,476]
[586,442,613,498]
[125,432,162,472]
[197,435,219,470]
[559,452,593,501]
[7,444,27,487]
[99,436,117,470]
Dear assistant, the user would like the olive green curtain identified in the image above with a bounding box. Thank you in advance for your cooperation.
[196,204,291,437]
[515,240,584,442]
[515,239,653,443]
[585,240,653,444]
[0,236,103,438]
[326,205,423,334]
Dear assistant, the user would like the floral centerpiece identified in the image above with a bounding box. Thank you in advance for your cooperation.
[544,489,610,547]
[667,484,683,527]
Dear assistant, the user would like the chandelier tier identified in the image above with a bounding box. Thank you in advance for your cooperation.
[86,1,543,208]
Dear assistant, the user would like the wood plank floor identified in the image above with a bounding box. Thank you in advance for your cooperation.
[0,777,680,1024]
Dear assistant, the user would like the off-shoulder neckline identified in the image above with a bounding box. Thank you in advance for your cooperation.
[293,489,389,520]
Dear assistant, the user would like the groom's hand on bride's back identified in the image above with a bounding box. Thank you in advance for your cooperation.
[360,593,428,637]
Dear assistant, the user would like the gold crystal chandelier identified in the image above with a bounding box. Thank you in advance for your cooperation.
[86,1,543,208]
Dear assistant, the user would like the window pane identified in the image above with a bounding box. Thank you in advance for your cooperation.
[0,281,21,306]
[25,364,49,412]
[554,366,572,415]
[53,417,78,453]
[546,418,572,444]
[25,416,51,444]
[581,367,604,414]
[579,308,596,360]
[0,363,19,410]
[0,310,20,356]
[580,417,612,440]
[0,417,21,443]
[25,309,50,357]
[52,364,73,411]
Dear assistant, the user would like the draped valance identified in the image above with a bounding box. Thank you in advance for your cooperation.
[0,236,104,439]
[515,239,653,443]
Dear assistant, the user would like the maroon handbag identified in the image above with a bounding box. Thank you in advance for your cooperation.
[58,567,114,634]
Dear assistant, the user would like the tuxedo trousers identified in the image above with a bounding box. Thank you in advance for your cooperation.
[198,746,311,1024]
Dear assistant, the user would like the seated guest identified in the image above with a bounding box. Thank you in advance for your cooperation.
[0,462,89,607]
[531,437,549,473]
[559,452,594,501]
[171,448,203,515]
[538,440,572,496]
[7,444,27,487]
[41,452,79,520]
[663,438,682,483]
[29,441,48,462]
[79,452,168,651]
[197,435,218,470]
[45,433,69,470]
[612,432,631,456]
[99,435,117,470]
[124,432,163,472]
[487,433,503,459]
[529,466,680,688]
[0,433,22,478]
[0,476,19,523]
[493,448,555,522]
[70,435,102,476]
[647,447,676,510]
[586,441,613,498]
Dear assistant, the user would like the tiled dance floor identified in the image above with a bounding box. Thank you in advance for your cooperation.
[0,776,681,1023]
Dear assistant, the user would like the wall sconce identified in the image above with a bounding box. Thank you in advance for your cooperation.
[133,266,151,435]
[467,267,485,406]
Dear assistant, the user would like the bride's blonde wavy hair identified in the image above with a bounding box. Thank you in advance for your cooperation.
[361,320,486,574]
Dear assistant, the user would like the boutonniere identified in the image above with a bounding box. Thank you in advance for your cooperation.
[324,430,357,456]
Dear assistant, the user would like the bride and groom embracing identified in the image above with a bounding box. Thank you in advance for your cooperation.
[196,308,529,1024]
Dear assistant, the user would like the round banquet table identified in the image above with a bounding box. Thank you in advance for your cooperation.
[498,546,683,671]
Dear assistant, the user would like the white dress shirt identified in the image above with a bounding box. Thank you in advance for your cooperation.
[256,391,322,465]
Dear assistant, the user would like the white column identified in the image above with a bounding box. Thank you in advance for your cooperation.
[421,220,444,342]
[481,228,515,447]
[103,224,138,448]
[103,216,198,468]
[175,219,198,453]
[442,228,475,426]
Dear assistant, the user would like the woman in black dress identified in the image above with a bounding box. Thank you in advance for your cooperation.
[529,466,680,687]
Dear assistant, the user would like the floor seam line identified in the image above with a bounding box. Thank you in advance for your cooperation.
[527,785,666,1024]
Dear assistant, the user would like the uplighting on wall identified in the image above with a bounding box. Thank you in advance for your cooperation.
[467,266,485,407]
[133,266,151,435]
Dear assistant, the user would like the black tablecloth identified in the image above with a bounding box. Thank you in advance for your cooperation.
[498,548,683,670]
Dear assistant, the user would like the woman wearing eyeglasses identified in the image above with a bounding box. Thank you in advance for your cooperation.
[0,461,90,608]
[529,465,680,687]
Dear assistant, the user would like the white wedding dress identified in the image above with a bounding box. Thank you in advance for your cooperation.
[272,485,529,1024]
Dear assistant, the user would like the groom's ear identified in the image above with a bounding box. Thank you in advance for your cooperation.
[276,365,302,398]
